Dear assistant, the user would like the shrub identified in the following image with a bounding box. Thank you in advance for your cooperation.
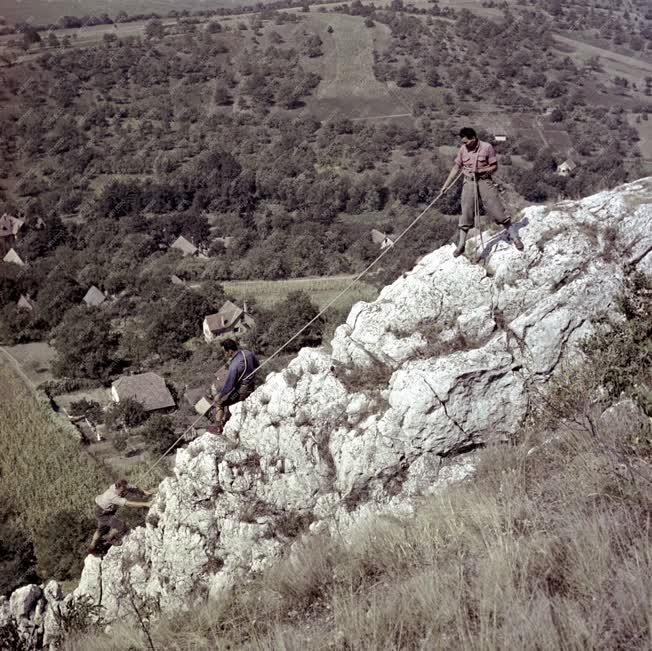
[68,399,103,424]
[33,510,94,581]
[141,414,178,455]
[105,398,147,429]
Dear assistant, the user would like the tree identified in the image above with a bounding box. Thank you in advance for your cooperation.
[213,82,231,106]
[145,289,211,358]
[396,62,416,88]
[260,290,321,353]
[304,34,322,58]
[544,80,566,98]
[549,108,564,123]
[0,501,39,596]
[105,398,147,429]
[52,307,119,381]
[144,18,165,40]
[33,509,92,581]
[69,399,104,424]
[20,27,41,50]
[425,66,441,87]
[47,32,60,49]
[141,414,177,454]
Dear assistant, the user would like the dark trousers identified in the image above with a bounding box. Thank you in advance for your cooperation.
[95,505,126,538]
[460,177,509,229]
[214,383,255,425]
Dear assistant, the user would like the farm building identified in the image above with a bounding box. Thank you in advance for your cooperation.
[494,134,508,142]
[170,274,185,285]
[557,159,578,176]
[3,248,25,266]
[17,295,35,311]
[370,229,394,249]
[83,285,107,307]
[171,236,199,257]
[0,213,23,247]
[111,372,175,412]
[203,300,256,343]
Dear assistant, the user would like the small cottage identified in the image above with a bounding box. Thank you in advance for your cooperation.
[171,236,198,257]
[557,159,578,177]
[82,285,106,307]
[203,300,256,343]
[111,372,175,412]
[370,229,394,250]
[3,248,25,266]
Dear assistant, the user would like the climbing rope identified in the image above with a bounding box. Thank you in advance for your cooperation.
[138,170,464,483]
[473,176,485,254]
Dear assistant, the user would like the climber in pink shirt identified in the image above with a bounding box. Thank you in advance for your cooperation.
[442,127,524,257]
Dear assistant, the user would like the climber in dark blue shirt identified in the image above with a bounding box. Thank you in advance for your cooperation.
[213,338,260,429]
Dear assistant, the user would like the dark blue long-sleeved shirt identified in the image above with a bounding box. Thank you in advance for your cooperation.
[219,349,259,399]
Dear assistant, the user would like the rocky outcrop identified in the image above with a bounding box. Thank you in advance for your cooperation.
[6,179,652,647]
[0,582,63,649]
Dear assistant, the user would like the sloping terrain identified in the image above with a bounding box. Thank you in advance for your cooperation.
[3,178,649,650]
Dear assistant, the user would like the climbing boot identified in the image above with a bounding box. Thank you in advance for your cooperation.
[505,222,524,251]
[453,229,468,257]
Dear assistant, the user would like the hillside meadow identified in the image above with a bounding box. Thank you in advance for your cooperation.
[0,364,109,583]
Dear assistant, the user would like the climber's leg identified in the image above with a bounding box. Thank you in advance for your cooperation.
[480,179,524,251]
[453,227,470,257]
[454,179,474,257]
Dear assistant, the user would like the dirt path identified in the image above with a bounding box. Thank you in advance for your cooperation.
[0,346,36,392]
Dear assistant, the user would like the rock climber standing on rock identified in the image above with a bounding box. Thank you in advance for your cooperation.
[441,127,524,257]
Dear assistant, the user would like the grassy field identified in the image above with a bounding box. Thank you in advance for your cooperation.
[0,0,255,24]
[0,363,110,574]
[222,275,378,310]
[304,13,408,120]
[2,342,57,386]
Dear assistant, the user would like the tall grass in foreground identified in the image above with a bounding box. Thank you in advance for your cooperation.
[64,273,652,649]
[0,365,109,578]
[67,419,651,651]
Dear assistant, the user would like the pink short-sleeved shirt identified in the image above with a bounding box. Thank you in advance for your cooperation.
[454,140,497,174]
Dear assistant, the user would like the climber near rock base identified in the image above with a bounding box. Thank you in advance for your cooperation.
[210,338,260,432]
[89,479,153,555]
[442,127,524,257]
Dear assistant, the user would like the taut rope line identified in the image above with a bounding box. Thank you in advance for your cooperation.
[138,171,464,483]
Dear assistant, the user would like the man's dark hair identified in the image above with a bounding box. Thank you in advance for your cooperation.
[115,479,129,490]
[459,127,477,139]
[221,338,238,352]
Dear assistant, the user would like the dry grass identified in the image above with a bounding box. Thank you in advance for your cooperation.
[67,413,651,651]
[0,365,109,570]
[65,274,651,650]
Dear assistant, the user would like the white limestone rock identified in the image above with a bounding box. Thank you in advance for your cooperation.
[10,585,42,620]
[11,179,650,644]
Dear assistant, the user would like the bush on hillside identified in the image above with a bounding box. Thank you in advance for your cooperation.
[33,510,93,581]
[141,414,178,455]
[0,501,39,597]
[105,398,147,430]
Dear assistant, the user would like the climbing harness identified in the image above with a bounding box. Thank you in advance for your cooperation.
[138,171,464,482]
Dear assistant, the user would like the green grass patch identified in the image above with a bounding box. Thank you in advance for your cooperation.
[0,365,110,580]
[222,275,378,310]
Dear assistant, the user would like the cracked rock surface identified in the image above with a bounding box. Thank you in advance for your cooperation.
[6,179,652,647]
